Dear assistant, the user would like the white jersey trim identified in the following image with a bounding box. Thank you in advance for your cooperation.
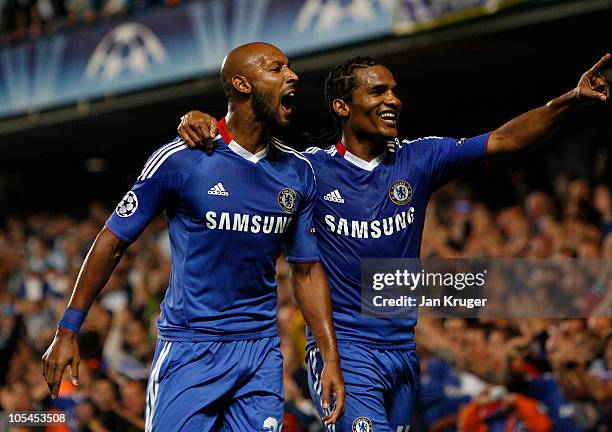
[227,139,268,163]
[138,138,183,181]
[272,139,317,180]
[145,340,173,432]
[402,136,445,145]
[324,146,337,156]
[343,150,385,172]
[141,141,189,180]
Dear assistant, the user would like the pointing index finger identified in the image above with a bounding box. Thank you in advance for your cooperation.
[590,53,611,73]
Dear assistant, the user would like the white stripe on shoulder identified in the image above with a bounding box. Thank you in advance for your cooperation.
[304,146,322,154]
[272,141,317,180]
[323,145,337,156]
[402,136,445,145]
[139,138,183,180]
[142,141,188,180]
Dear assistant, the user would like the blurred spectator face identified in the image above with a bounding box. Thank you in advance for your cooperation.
[0,382,32,410]
[593,184,611,217]
[525,191,554,220]
[92,379,117,411]
[559,319,586,339]
[125,319,148,350]
[526,235,551,258]
[576,240,600,258]
[587,317,610,339]
[75,400,96,425]
[0,306,16,338]
[444,318,466,344]
[85,304,112,335]
[120,380,146,416]
[465,327,488,358]
[568,179,591,204]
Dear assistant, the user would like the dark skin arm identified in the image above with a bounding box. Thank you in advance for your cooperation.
[178,113,219,153]
[177,54,610,163]
[487,53,610,163]
[41,226,129,399]
[291,261,345,425]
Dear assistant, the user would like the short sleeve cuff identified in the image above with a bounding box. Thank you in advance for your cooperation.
[285,255,320,263]
[105,222,135,243]
[464,132,491,168]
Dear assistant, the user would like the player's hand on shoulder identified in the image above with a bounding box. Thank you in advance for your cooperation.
[178,110,219,154]
[41,326,80,399]
[574,53,610,105]
[320,358,346,425]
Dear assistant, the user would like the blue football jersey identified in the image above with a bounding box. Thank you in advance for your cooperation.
[418,358,471,430]
[305,133,489,347]
[107,119,319,341]
[526,373,584,432]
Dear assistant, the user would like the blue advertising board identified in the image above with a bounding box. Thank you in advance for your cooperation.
[0,0,394,119]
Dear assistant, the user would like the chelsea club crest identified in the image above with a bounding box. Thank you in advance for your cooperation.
[389,180,413,205]
[278,188,297,213]
[352,416,373,432]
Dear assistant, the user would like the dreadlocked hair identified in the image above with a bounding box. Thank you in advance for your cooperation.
[305,56,382,148]
[325,56,382,123]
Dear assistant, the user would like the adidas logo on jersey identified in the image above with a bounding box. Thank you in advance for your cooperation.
[323,189,344,203]
[208,183,229,196]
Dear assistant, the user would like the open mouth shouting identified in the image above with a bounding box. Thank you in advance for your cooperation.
[280,90,297,115]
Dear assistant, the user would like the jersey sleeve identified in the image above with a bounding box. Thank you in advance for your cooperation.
[423,133,490,192]
[283,162,319,263]
[106,140,190,243]
[106,178,167,243]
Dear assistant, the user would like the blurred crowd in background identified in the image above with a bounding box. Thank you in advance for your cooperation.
[0,171,611,432]
[0,0,178,43]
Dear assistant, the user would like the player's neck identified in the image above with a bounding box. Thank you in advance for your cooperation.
[224,110,269,154]
[342,131,386,162]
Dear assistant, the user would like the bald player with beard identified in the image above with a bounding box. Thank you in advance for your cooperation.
[42,42,345,432]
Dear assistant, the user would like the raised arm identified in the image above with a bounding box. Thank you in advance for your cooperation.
[291,261,345,425]
[488,53,610,163]
[42,227,130,398]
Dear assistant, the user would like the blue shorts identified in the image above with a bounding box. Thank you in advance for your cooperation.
[145,336,284,432]
[307,343,419,432]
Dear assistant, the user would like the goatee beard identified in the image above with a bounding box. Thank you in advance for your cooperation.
[252,89,277,126]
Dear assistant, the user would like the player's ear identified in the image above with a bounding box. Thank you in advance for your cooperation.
[232,75,252,95]
[332,99,349,119]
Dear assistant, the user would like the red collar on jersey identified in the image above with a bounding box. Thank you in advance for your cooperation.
[218,117,232,145]
[335,141,347,156]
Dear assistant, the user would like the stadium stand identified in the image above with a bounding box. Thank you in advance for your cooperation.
[1,174,610,431]
[1,1,611,431]
[0,0,169,43]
